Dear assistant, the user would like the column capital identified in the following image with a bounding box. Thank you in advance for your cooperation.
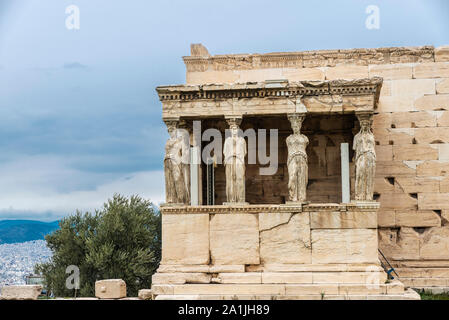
[355,110,374,121]
[163,116,180,129]
[225,116,242,128]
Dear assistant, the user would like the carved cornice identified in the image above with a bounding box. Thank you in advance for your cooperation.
[156,78,383,103]
[183,46,435,71]
[160,202,380,214]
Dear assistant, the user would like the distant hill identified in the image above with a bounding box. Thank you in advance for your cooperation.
[0,220,59,244]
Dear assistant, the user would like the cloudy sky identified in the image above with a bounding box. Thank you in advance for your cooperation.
[0,0,448,221]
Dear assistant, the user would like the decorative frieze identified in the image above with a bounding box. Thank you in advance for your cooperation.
[157,78,383,102]
[183,46,435,72]
[160,203,380,214]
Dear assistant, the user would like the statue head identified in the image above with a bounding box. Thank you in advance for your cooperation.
[356,113,373,134]
[230,124,239,137]
[226,117,242,137]
[288,113,305,134]
[165,121,178,139]
[360,119,371,132]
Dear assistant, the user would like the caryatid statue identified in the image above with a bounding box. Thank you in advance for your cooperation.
[353,113,376,201]
[178,121,191,204]
[223,118,247,203]
[163,120,188,204]
[286,113,309,203]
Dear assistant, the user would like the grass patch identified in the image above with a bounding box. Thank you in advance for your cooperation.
[419,290,449,300]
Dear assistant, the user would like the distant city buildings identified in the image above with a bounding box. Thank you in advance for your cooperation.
[0,240,52,288]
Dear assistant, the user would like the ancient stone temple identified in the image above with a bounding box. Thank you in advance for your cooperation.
[151,44,449,300]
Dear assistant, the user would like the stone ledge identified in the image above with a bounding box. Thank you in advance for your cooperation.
[160,202,380,214]
[0,285,42,300]
[183,45,435,71]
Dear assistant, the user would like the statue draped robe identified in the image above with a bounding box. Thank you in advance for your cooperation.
[223,135,247,203]
[353,131,376,201]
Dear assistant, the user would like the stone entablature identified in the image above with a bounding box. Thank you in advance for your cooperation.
[157,78,382,119]
[184,45,437,72]
[160,202,380,214]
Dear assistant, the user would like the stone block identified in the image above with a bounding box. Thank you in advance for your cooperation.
[379,81,391,96]
[312,272,386,284]
[379,193,417,210]
[436,46,449,62]
[417,160,449,176]
[282,68,325,81]
[395,210,441,227]
[95,279,126,299]
[390,79,435,97]
[324,65,368,80]
[418,193,449,210]
[420,227,449,259]
[285,284,339,295]
[386,281,405,294]
[152,273,211,284]
[186,70,239,85]
[310,211,377,229]
[209,265,245,273]
[157,265,210,273]
[415,94,449,111]
[437,111,449,126]
[369,64,412,80]
[377,96,415,112]
[138,289,153,300]
[414,127,449,144]
[151,284,174,295]
[262,272,313,284]
[436,78,449,94]
[217,273,261,284]
[0,285,42,300]
[258,212,292,231]
[376,161,416,176]
[373,113,392,129]
[393,145,438,161]
[161,214,210,265]
[437,145,449,160]
[378,227,420,260]
[391,111,436,128]
[394,176,440,193]
[378,210,395,227]
[171,284,285,295]
[260,212,311,264]
[441,178,449,193]
[374,177,395,194]
[237,68,284,83]
[413,62,449,78]
[210,214,260,265]
[375,145,393,161]
[338,284,383,295]
[311,229,378,264]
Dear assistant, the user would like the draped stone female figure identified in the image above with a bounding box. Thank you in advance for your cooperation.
[286,114,309,202]
[164,122,187,204]
[223,120,247,203]
[353,115,376,201]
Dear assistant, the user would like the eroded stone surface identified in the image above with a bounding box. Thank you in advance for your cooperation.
[95,279,126,299]
[210,214,259,265]
[311,229,378,264]
[260,212,311,264]
[162,214,210,264]
[0,285,42,300]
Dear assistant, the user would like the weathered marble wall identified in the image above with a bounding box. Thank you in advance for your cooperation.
[185,45,449,288]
